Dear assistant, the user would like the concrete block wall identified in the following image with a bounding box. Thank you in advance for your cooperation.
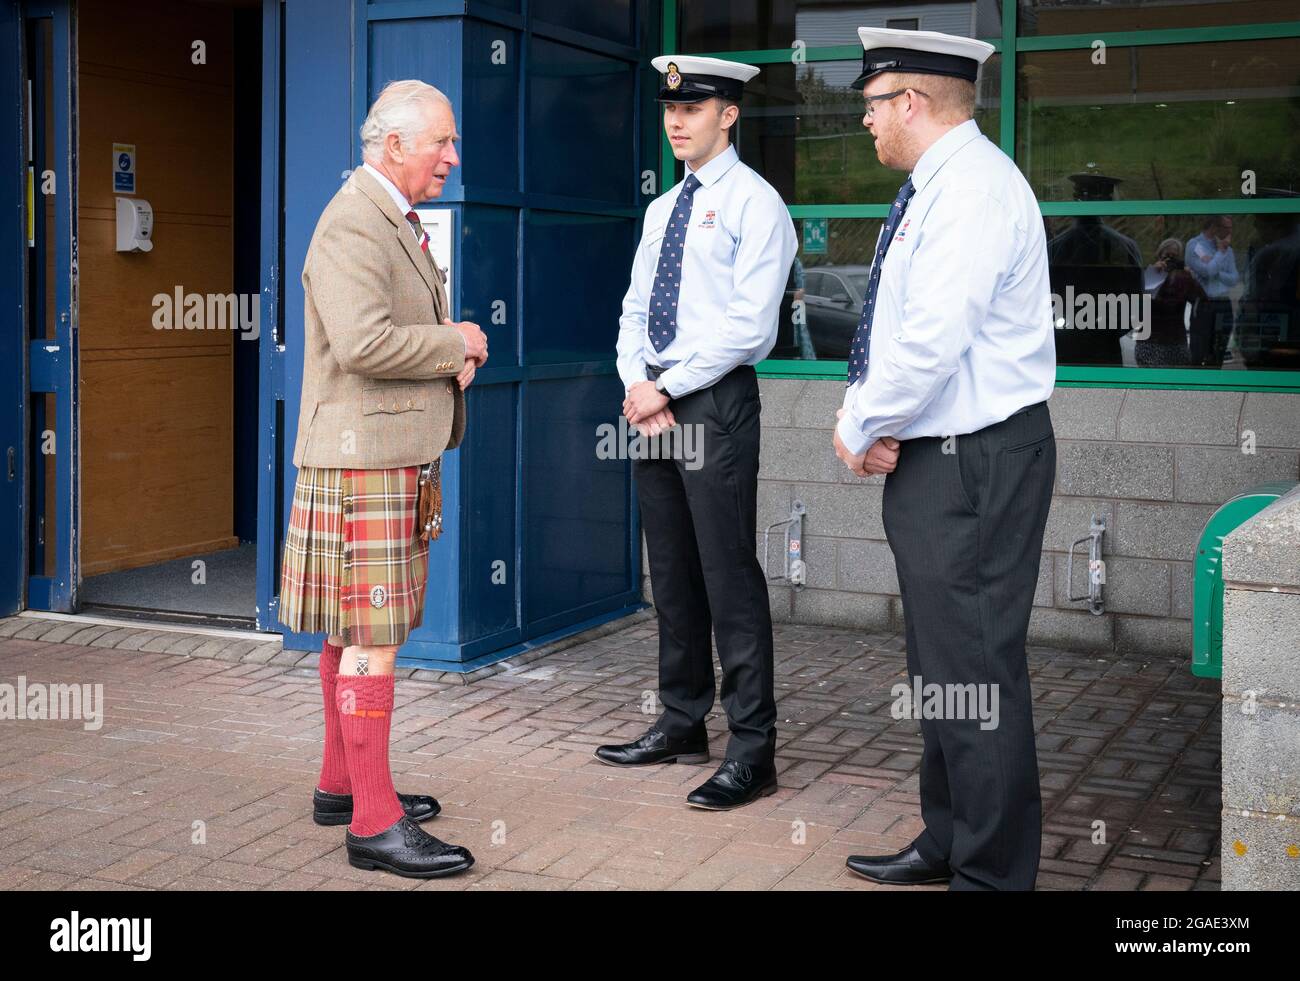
[1219,484,1300,889]
[640,382,1300,658]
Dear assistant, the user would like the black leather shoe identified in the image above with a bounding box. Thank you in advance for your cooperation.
[845,844,952,885]
[685,758,777,810]
[313,787,440,826]
[594,726,709,767]
[346,816,474,878]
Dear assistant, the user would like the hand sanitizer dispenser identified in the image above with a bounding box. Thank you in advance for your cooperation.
[115,197,154,253]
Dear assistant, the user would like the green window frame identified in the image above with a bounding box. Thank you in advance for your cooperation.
[657,2,1300,393]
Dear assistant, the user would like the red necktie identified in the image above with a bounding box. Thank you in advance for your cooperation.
[404,210,430,252]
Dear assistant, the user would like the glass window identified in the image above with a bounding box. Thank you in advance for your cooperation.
[781,218,883,361]
[679,0,1004,53]
[823,272,853,303]
[770,213,1300,371]
[1019,0,1300,36]
[1017,39,1300,201]
[731,56,1000,205]
[1046,211,1300,371]
[533,0,632,44]
[664,0,1300,387]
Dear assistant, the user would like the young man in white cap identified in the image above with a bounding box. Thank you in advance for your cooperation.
[597,56,797,810]
[832,27,1057,890]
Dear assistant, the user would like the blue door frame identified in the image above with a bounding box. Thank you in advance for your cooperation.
[273,0,356,652]
[255,0,285,633]
[21,0,77,614]
[0,0,24,616]
[8,1,283,626]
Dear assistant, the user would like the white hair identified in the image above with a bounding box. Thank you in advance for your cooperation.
[360,80,451,160]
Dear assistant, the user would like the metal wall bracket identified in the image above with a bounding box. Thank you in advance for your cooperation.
[763,500,806,588]
[1067,513,1107,615]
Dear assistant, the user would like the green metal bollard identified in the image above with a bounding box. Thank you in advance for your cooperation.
[1191,480,1298,678]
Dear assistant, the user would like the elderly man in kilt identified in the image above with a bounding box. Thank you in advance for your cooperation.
[279,80,487,879]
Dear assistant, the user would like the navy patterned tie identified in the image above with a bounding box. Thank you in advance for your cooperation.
[647,173,702,353]
[847,177,916,386]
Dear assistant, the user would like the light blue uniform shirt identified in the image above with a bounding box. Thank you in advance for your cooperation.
[617,144,798,398]
[836,119,1057,455]
[1185,231,1239,298]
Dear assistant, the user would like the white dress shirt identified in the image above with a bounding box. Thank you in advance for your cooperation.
[617,143,798,398]
[836,119,1056,456]
[363,162,424,244]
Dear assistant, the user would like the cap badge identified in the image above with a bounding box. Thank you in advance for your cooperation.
[666,62,682,90]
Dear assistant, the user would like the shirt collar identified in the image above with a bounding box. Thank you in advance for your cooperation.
[362,161,413,215]
[685,143,740,188]
[909,119,982,194]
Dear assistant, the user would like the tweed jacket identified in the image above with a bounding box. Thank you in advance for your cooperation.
[291,166,466,469]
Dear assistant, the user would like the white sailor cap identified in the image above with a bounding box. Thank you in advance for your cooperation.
[651,55,760,104]
[852,27,995,89]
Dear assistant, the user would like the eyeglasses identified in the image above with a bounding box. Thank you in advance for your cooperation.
[863,88,928,120]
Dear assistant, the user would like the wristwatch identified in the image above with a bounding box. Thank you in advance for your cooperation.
[653,376,669,396]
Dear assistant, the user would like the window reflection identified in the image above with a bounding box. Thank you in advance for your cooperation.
[1046,212,1300,370]
[732,57,999,205]
[1017,39,1300,201]
[679,0,1004,53]
[776,219,882,361]
[1019,0,1300,35]
[766,214,1300,371]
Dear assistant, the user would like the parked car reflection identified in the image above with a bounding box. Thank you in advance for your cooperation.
[786,263,870,360]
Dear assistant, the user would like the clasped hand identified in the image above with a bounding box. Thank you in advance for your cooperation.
[833,408,899,477]
[623,381,675,437]
[444,318,487,390]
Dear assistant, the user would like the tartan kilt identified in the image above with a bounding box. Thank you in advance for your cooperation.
[278,465,430,647]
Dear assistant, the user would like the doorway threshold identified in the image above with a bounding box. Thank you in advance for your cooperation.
[17,608,275,642]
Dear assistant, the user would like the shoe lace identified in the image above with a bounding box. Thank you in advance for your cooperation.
[723,759,752,782]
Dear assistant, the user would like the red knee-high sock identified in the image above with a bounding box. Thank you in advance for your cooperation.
[316,639,351,795]
[336,673,404,836]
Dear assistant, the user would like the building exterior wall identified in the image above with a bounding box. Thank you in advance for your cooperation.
[643,379,1300,656]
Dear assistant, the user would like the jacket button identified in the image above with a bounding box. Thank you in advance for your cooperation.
[407,399,414,408]
[391,402,398,411]
[447,382,454,393]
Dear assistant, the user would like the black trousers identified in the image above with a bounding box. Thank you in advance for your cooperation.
[633,364,777,766]
[1190,297,1233,365]
[882,402,1055,890]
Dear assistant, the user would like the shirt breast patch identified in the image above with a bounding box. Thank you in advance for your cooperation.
[894,218,911,243]
[698,209,717,229]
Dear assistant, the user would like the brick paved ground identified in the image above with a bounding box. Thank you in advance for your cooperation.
[0,614,1221,891]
